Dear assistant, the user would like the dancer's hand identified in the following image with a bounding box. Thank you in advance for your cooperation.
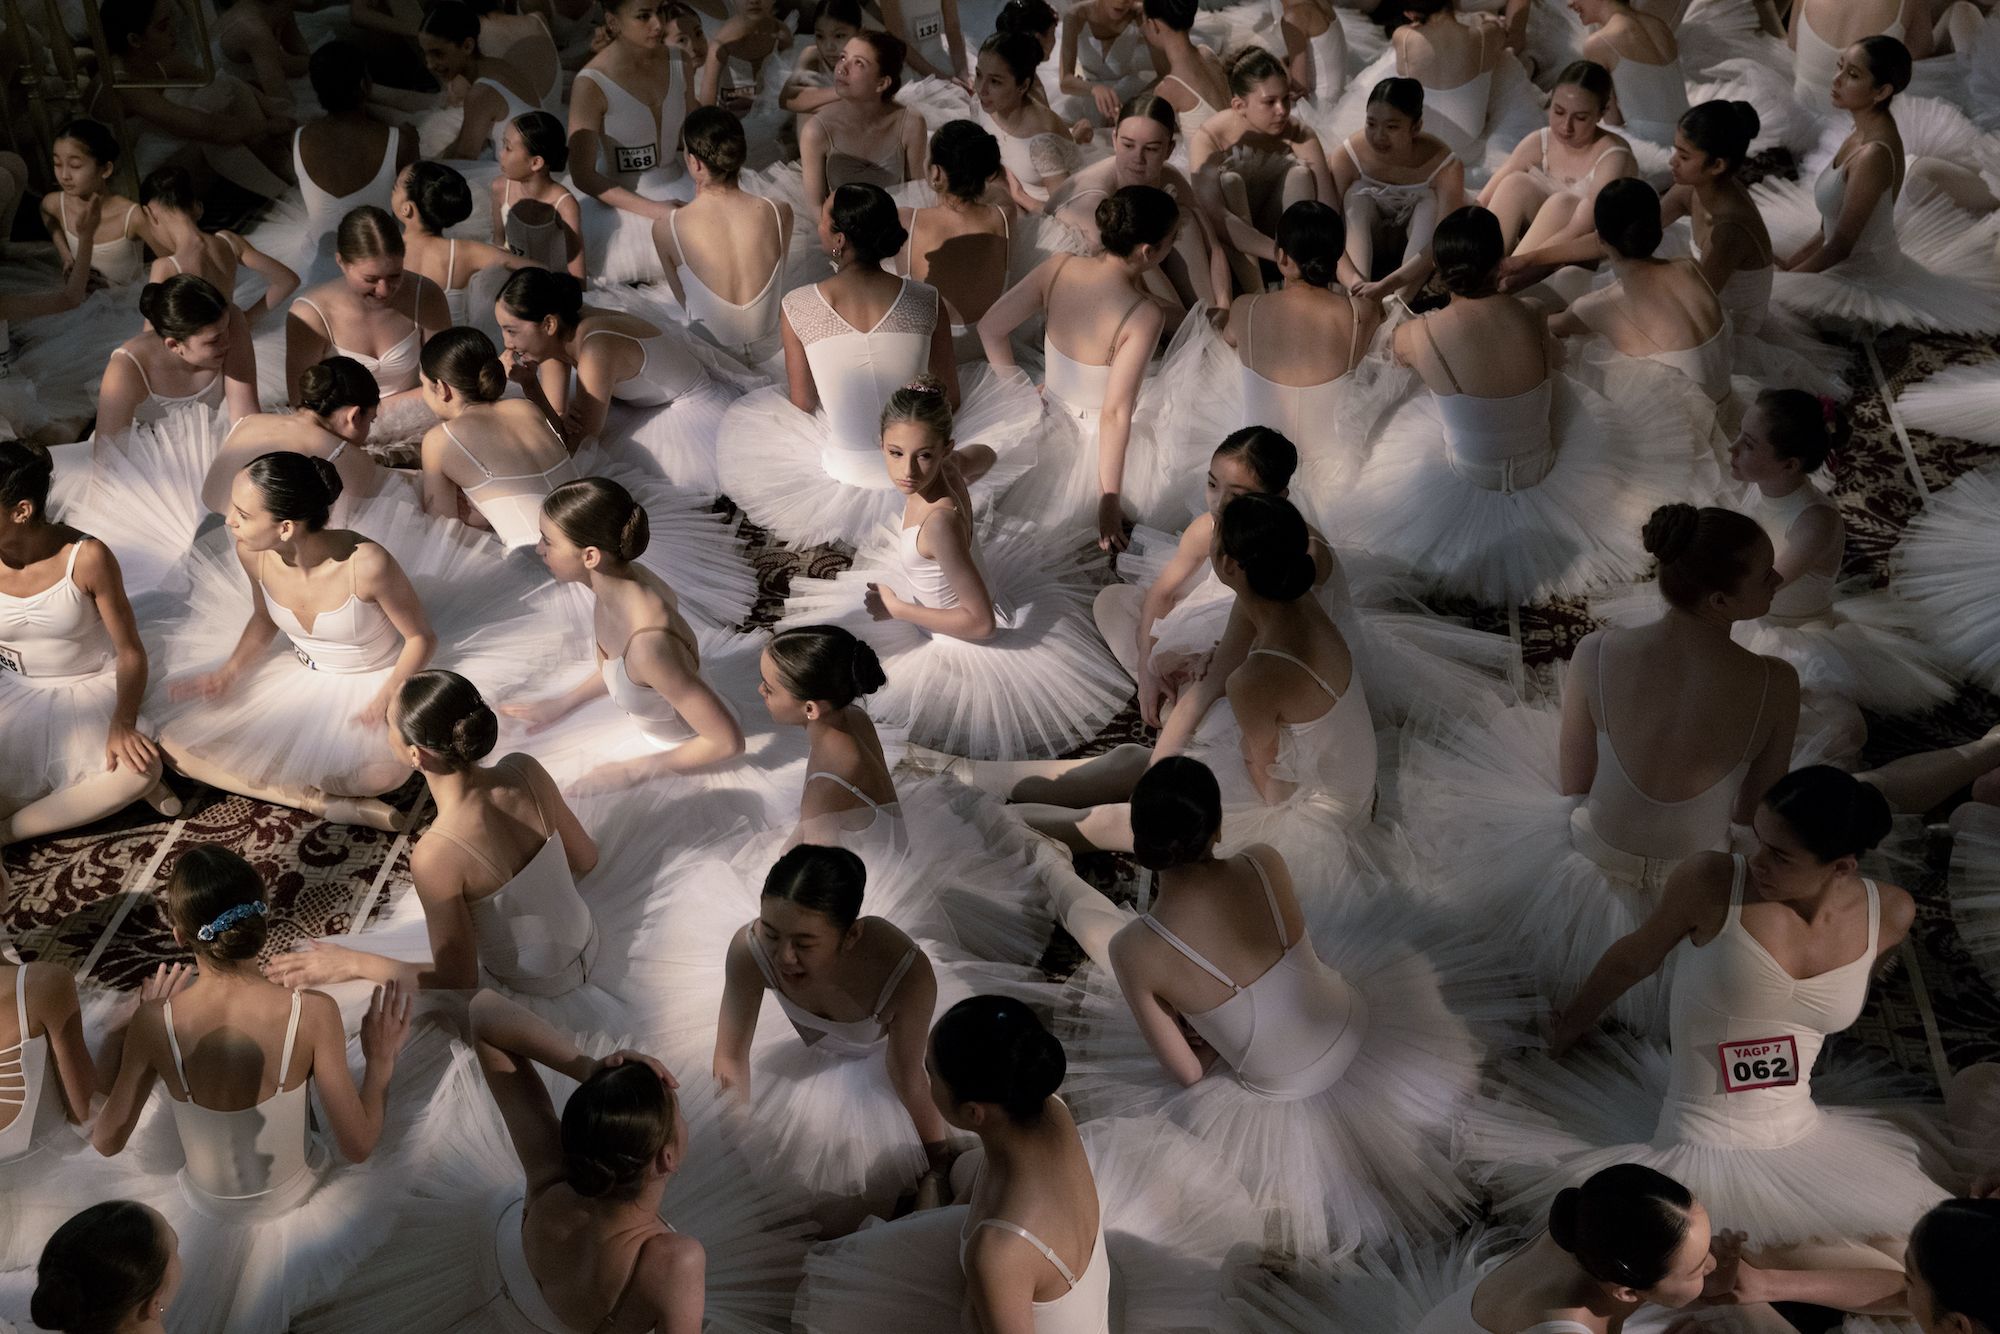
[104,720,159,773]
[265,940,366,989]
[354,689,392,729]
[361,979,414,1066]
[1096,494,1128,553]
[596,1048,676,1087]
[864,582,902,621]
[499,696,574,733]
[171,667,239,703]
[1090,83,1120,123]
[138,962,195,1005]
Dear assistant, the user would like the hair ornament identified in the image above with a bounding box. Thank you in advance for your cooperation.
[198,900,268,942]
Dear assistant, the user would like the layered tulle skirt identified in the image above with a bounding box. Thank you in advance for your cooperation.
[1892,462,2000,691]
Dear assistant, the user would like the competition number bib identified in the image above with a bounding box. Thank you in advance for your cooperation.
[613,142,659,174]
[912,13,942,40]
[0,642,22,674]
[1717,1035,1800,1092]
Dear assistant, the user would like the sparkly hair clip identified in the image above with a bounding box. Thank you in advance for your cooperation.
[197,900,267,942]
[901,377,944,396]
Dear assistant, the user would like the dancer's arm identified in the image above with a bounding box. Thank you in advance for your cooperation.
[1550,851,1731,1052]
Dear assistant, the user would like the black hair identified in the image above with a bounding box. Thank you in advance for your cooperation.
[684,106,747,181]
[762,843,868,932]
[298,356,383,416]
[1275,199,1344,287]
[54,117,120,166]
[979,29,1044,84]
[1755,388,1846,473]
[1131,756,1224,869]
[1142,0,1198,33]
[1227,46,1287,96]
[544,476,649,561]
[1096,184,1178,257]
[98,0,156,55]
[828,183,908,266]
[1432,205,1504,296]
[851,30,907,97]
[1218,493,1315,601]
[930,120,1003,201]
[245,450,344,531]
[1119,92,1179,138]
[138,165,199,213]
[419,0,481,44]
[1213,425,1298,491]
[1551,60,1615,109]
[336,204,403,264]
[166,843,270,962]
[402,160,474,234]
[1677,100,1760,175]
[510,110,569,172]
[561,1062,676,1200]
[0,440,56,520]
[138,274,229,343]
[499,267,586,327]
[309,40,372,114]
[930,996,1064,1122]
[1401,0,1454,15]
[1910,1199,2000,1331]
[1641,503,1766,610]
[1853,34,1913,98]
[420,326,508,402]
[817,0,865,26]
[765,624,888,707]
[393,669,498,769]
[30,1201,171,1334]
[1366,76,1424,122]
[1592,177,1663,258]
[1548,1164,1696,1291]
[994,0,1058,38]
[1762,766,1894,862]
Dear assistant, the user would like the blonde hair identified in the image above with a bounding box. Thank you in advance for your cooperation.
[879,375,953,442]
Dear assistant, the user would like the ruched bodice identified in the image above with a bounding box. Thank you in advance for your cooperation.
[0,541,113,681]
[263,554,402,675]
[1656,857,1878,1148]
[162,990,328,1219]
[294,296,422,397]
[110,347,227,424]
[446,422,580,550]
[784,278,938,481]
[1748,483,1840,621]
[1075,19,1151,98]
[1140,855,1368,1100]
[746,925,917,1057]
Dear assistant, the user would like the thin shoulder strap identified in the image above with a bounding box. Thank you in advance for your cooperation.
[1138,915,1239,989]
[58,193,72,235]
[1341,137,1363,174]
[1724,852,1747,932]
[166,255,183,275]
[1595,631,1614,734]
[1246,647,1341,701]
[1239,852,1288,949]
[426,822,515,882]
[13,966,29,1040]
[766,194,784,246]
[112,345,155,395]
[122,201,140,237]
[442,421,496,477]
[974,1220,1078,1287]
[295,295,334,341]
[1418,317,1463,394]
[1860,877,1881,956]
[347,547,362,596]
[666,203,685,261]
[275,988,303,1087]
[1242,293,1256,362]
[744,923,783,988]
[506,754,553,837]
[445,238,459,288]
[1105,293,1148,362]
[868,948,919,1017]
[995,202,1011,241]
[62,540,84,578]
[161,998,191,1094]
[901,205,919,270]
[1738,656,1771,764]
[1343,288,1361,364]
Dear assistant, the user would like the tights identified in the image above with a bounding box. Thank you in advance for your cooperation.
[957,743,1153,854]
[1855,726,2000,814]
[0,762,164,845]
[1343,190,1441,283]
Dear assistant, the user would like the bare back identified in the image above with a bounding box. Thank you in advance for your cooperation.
[1237,286,1369,386]
[1399,294,1549,396]
[1395,15,1500,88]
[670,189,789,303]
[902,203,1011,326]
[298,118,398,199]
[1585,626,1776,803]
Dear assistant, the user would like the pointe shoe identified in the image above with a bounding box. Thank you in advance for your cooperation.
[896,744,973,784]
[141,778,183,819]
[313,792,409,833]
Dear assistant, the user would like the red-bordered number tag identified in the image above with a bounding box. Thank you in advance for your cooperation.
[0,642,22,674]
[1718,1035,1800,1092]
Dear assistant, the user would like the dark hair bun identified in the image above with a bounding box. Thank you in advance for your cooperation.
[1641,502,1699,564]
[850,640,888,695]
[1131,756,1225,870]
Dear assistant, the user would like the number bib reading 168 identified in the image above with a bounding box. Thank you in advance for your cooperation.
[1717,1035,1799,1092]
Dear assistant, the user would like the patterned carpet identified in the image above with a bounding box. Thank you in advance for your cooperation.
[4,317,1997,1108]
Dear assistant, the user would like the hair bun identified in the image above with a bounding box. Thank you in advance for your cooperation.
[850,641,888,696]
[901,374,945,395]
[449,704,499,765]
[1729,99,1761,140]
[1548,1186,1582,1251]
[29,1269,84,1329]
[1641,502,1698,564]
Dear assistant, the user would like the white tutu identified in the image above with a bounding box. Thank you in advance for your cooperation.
[108,1025,454,1334]
[777,517,1127,759]
[1456,1030,1954,1246]
[1321,371,1715,606]
[1397,703,1685,1035]
[1225,1230,1512,1333]
[64,404,229,600]
[1892,462,2000,691]
[1300,48,1546,184]
[997,364,1188,536]
[568,173,694,286]
[293,1043,815,1334]
[793,1116,1262,1332]
[896,75,979,132]
[1947,803,2000,997]
[1897,356,2000,446]
[154,499,566,796]
[714,365,1043,548]
[1756,174,2000,335]
[640,823,1054,1206]
[1116,528,1521,727]
[1058,888,1528,1259]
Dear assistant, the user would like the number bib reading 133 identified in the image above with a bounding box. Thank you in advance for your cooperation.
[1718,1035,1799,1092]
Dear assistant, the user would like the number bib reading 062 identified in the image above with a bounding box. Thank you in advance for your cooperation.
[1717,1035,1800,1092]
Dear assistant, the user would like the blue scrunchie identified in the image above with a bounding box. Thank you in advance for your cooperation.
[197,901,268,942]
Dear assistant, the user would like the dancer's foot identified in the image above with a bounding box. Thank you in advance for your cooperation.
[313,792,408,832]
[897,744,973,785]
[141,777,182,819]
